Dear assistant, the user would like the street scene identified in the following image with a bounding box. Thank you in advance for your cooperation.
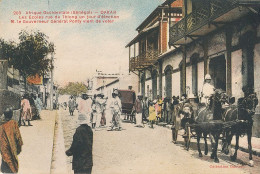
[1,0,260,174]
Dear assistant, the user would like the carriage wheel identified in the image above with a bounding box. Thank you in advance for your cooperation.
[184,124,191,151]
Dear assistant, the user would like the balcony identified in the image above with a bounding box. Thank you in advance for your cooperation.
[169,0,256,45]
[130,50,159,71]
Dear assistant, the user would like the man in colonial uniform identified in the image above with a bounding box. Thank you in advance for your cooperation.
[200,74,215,106]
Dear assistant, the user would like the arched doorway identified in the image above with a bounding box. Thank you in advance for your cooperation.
[152,70,158,99]
[164,65,173,99]
[209,55,226,91]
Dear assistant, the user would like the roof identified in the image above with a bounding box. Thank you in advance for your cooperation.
[125,22,159,47]
[126,0,182,47]
[136,0,181,31]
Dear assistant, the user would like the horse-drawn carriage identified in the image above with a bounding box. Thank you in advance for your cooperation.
[173,88,258,166]
[118,90,136,122]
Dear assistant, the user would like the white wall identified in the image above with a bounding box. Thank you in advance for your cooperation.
[162,75,165,98]
[197,61,204,94]
[119,73,139,93]
[162,52,182,71]
[186,65,192,97]
[254,43,260,113]
[231,49,243,100]
[172,72,180,97]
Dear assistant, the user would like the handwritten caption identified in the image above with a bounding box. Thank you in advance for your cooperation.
[210,165,245,169]
[11,10,119,24]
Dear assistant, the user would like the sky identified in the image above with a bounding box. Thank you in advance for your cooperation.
[0,0,165,86]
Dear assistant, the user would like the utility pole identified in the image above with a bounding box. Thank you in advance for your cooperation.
[50,52,54,110]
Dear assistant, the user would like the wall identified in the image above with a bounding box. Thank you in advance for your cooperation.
[0,60,7,89]
[197,61,204,93]
[208,31,226,56]
[186,65,192,97]
[162,75,165,98]
[172,71,180,97]
[231,49,243,100]
[162,52,182,71]
[253,43,260,137]
[0,60,21,119]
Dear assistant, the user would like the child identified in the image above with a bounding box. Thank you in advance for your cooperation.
[148,101,156,128]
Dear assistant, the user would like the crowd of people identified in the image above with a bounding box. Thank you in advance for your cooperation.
[63,74,216,174]
[63,74,215,133]
[131,74,215,135]
[64,89,123,131]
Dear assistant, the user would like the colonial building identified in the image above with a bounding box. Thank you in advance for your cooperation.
[126,0,260,136]
[126,0,183,99]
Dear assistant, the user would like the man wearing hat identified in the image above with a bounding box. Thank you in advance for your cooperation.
[68,96,76,116]
[99,93,107,126]
[66,110,93,174]
[200,74,215,106]
[95,93,107,128]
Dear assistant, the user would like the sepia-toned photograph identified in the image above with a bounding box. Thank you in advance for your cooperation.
[0,0,260,173]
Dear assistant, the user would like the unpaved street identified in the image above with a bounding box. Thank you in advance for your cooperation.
[59,108,260,174]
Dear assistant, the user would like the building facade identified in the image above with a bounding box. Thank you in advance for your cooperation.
[127,0,260,136]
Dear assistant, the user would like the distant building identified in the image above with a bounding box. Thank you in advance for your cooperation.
[87,70,120,96]
[87,71,138,98]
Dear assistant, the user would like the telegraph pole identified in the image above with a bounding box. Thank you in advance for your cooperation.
[50,52,54,110]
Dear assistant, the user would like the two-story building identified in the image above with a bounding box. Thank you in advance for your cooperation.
[126,0,183,99]
[127,0,260,136]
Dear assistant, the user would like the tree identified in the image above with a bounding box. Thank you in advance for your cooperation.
[0,39,17,61]
[58,82,88,96]
[10,30,54,89]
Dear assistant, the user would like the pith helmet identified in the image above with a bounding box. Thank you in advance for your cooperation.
[205,74,211,80]
[113,89,119,95]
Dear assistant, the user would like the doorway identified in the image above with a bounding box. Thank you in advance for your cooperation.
[165,66,173,99]
[209,55,226,91]
[152,70,157,99]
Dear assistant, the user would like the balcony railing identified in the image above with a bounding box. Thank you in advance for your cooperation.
[130,50,159,71]
[169,0,239,44]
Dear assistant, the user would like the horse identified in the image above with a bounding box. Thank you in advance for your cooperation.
[222,92,258,166]
[193,89,227,163]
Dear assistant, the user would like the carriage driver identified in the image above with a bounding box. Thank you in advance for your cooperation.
[200,74,215,106]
